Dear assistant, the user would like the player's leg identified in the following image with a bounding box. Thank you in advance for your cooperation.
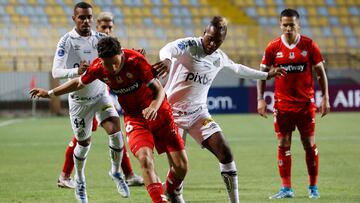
[298,104,319,199]
[122,146,144,186]
[58,117,97,189]
[125,117,167,203]
[97,99,129,198]
[269,109,295,199]
[187,110,239,203]
[58,136,77,189]
[201,130,239,203]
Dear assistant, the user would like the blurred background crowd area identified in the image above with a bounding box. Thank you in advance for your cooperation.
[0,0,360,71]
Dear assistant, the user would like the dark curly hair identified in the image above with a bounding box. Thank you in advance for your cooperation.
[97,37,122,58]
[280,8,300,19]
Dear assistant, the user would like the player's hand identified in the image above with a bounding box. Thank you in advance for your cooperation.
[142,107,158,121]
[132,48,146,56]
[78,60,89,75]
[152,59,171,78]
[257,99,268,118]
[320,96,330,117]
[267,67,286,79]
[29,88,49,99]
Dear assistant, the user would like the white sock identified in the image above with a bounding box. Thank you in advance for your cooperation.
[220,161,239,203]
[109,131,124,174]
[73,144,91,182]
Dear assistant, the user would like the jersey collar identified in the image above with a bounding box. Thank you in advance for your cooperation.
[69,27,96,38]
[281,34,300,49]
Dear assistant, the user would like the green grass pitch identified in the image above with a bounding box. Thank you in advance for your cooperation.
[0,112,359,203]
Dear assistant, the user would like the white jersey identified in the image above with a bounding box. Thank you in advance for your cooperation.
[159,37,268,113]
[52,28,107,103]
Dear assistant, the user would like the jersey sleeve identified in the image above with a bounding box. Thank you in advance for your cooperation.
[52,34,79,79]
[159,37,194,60]
[310,40,324,66]
[80,63,98,85]
[260,43,275,67]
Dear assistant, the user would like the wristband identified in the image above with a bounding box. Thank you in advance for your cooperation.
[48,89,55,98]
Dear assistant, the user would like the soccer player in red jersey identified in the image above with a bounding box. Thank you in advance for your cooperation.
[30,37,188,203]
[257,8,330,199]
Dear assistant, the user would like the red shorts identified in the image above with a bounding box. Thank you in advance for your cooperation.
[124,106,184,155]
[273,102,316,137]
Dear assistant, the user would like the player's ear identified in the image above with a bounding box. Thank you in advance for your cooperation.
[72,15,75,22]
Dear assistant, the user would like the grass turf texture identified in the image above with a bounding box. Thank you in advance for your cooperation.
[0,112,359,203]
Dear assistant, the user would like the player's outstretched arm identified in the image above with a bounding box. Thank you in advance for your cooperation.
[256,65,271,118]
[314,62,330,117]
[266,67,287,79]
[29,77,85,99]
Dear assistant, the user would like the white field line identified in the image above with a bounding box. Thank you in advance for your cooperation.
[0,119,24,127]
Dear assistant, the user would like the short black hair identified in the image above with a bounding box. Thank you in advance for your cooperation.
[97,37,122,58]
[280,8,300,19]
[74,2,92,13]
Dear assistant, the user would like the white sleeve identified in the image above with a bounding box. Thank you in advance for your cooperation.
[222,52,268,80]
[159,38,192,60]
[52,35,78,79]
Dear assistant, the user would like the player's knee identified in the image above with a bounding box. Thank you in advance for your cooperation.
[173,157,188,176]
[136,149,155,171]
[77,137,91,147]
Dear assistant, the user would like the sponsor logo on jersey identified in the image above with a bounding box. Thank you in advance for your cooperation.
[111,81,141,94]
[74,45,80,50]
[185,72,212,85]
[57,49,65,57]
[276,52,283,58]
[83,49,91,54]
[279,63,307,73]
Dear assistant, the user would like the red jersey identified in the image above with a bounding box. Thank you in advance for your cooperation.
[81,49,159,115]
[261,34,324,103]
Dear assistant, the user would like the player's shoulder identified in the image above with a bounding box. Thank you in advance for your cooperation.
[57,32,72,48]
[299,35,315,45]
[268,36,282,47]
[123,49,147,64]
[176,37,200,50]
[94,31,107,40]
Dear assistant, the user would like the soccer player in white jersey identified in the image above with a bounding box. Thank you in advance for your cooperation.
[153,16,286,203]
[52,2,129,202]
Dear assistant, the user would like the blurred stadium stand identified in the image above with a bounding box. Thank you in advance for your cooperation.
[0,0,359,72]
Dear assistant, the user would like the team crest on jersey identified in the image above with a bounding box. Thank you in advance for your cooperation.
[126,72,133,79]
[301,50,308,57]
[276,52,283,58]
[177,41,186,50]
[57,49,65,57]
[115,76,123,83]
[289,52,295,59]
[213,58,220,67]
[74,45,80,50]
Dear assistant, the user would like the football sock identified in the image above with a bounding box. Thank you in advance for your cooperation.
[305,144,319,186]
[62,136,77,177]
[278,146,292,188]
[73,144,91,182]
[220,161,239,203]
[147,183,167,203]
[109,131,124,174]
[165,168,184,194]
[121,146,134,177]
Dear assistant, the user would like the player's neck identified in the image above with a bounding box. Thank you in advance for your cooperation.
[75,28,91,37]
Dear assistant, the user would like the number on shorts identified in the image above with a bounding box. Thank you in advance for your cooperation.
[125,121,133,133]
[74,118,85,128]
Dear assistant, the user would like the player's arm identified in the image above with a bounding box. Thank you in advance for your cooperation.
[153,38,190,78]
[256,64,272,118]
[52,36,88,79]
[314,62,330,117]
[142,78,166,121]
[29,77,85,99]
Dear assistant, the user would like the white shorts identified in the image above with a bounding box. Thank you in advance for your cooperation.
[69,94,119,141]
[173,106,222,146]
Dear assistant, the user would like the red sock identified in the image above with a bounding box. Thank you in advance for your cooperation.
[305,144,319,186]
[278,146,291,188]
[146,183,167,203]
[165,169,183,194]
[62,136,77,176]
[121,146,134,176]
